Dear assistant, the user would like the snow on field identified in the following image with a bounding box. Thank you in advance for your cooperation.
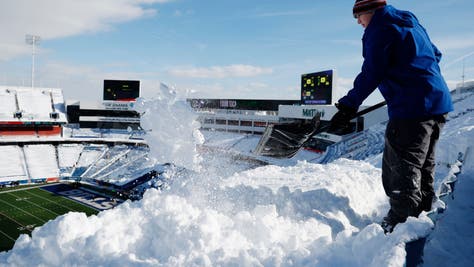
[0,89,473,267]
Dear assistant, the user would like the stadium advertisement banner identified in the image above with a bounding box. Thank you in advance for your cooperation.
[79,116,141,123]
[188,99,300,111]
[102,101,136,111]
[278,105,336,120]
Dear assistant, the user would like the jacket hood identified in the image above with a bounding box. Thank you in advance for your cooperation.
[376,5,417,28]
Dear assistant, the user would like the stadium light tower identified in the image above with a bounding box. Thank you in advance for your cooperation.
[25,34,41,88]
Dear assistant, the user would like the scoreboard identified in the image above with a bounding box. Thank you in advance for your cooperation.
[103,80,140,101]
[301,70,333,105]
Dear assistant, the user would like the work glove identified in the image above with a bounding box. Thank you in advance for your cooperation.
[328,103,357,134]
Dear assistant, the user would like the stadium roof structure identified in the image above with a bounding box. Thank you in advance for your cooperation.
[0,86,67,124]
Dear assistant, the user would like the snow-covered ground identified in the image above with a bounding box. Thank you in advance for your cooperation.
[0,87,472,266]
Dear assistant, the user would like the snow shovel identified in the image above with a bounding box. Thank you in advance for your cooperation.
[253,101,386,158]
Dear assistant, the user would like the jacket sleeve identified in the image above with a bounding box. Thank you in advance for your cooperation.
[431,42,442,63]
[339,26,396,109]
[419,23,442,63]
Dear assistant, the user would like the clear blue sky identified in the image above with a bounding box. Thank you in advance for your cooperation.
[1,0,473,104]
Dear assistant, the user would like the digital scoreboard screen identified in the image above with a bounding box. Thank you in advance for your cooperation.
[301,70,333,105]
[103,80,140,101]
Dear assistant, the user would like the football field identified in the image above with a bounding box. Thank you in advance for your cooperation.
[0,185,98,252]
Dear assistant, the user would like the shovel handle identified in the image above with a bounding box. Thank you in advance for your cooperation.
[351,101,386,119]
[312,100,387,135]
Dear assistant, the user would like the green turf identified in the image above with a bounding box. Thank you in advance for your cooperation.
[0,186,98,252]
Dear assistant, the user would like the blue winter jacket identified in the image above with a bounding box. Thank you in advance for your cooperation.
[339,5,453,119]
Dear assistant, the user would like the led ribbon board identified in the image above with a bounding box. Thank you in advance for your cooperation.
[301,70,333,105]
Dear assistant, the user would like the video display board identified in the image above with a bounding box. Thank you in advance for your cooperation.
[103,80,140,101]
[301,70,333,105]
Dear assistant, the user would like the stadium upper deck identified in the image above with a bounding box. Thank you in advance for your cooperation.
[0,86,67,124]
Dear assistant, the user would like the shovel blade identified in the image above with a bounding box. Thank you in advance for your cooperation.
[254,114,321,158]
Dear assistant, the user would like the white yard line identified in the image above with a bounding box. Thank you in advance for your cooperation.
[7,192,60,217]
[0,211,31,234]
[0,198,47,224]
[0,229,16,242]
[24,190,81,213]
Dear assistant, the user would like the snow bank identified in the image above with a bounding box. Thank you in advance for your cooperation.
[0,152,432,267]
[0,160,384,266]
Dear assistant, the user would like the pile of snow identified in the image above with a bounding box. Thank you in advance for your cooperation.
[1,92,473,267]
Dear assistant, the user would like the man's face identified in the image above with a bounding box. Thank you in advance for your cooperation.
[356,12,374,28]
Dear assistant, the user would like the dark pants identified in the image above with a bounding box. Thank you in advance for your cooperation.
[382,114,446,222]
